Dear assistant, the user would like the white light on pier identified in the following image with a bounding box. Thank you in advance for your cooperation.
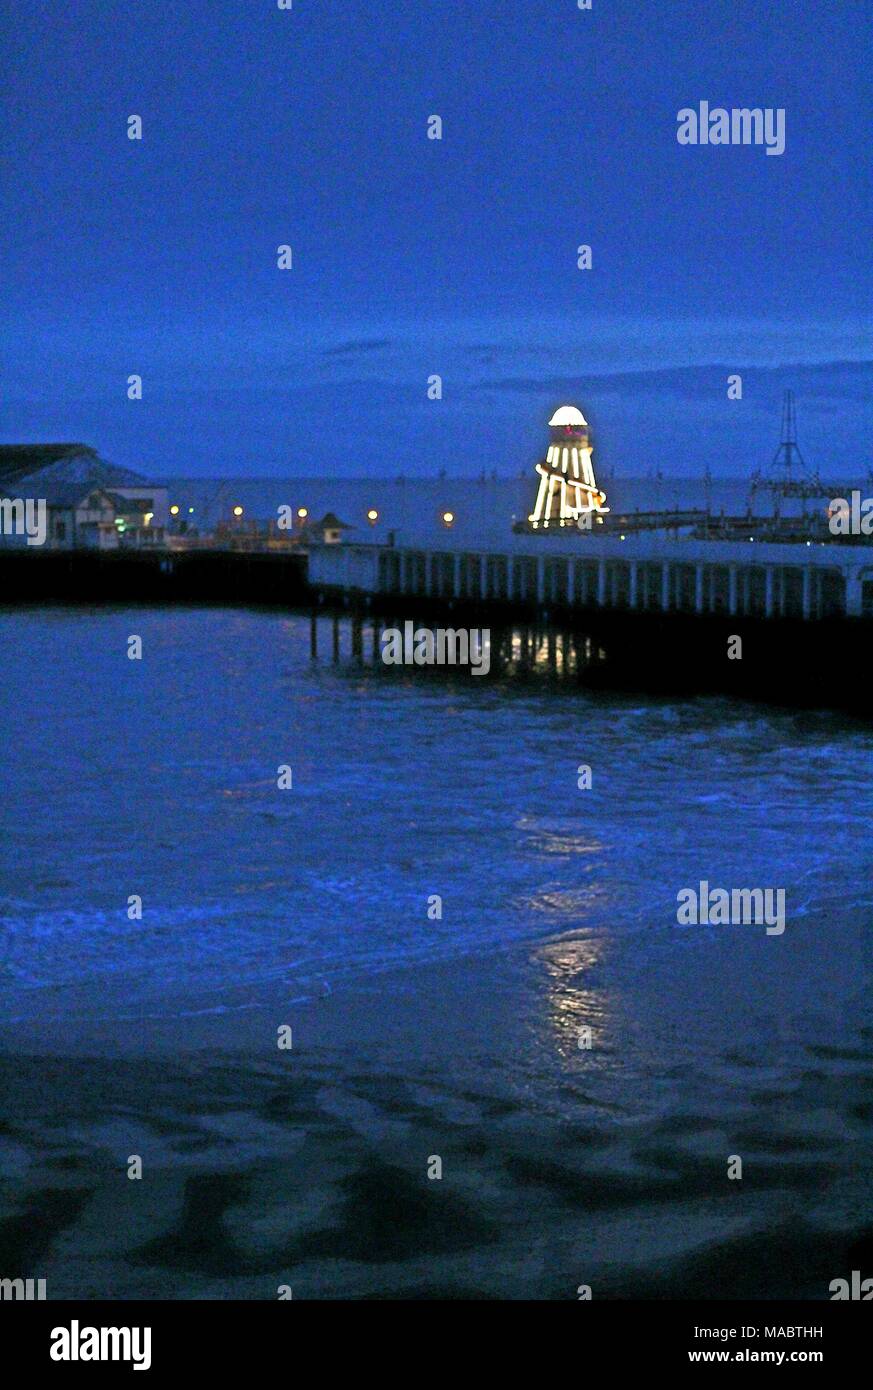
[548,405,588,428]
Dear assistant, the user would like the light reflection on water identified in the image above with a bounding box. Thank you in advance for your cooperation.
[534,934,611,1057]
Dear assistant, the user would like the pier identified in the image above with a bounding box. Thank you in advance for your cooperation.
[4,530,872,710]
[308,534,873,621]
[0,545,308,605]
[306,534,873,711]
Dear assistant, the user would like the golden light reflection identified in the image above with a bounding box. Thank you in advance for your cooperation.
[534,934,611,1060]
[516,819,606,858]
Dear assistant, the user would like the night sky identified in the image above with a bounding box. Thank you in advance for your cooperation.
[2,0,870,478]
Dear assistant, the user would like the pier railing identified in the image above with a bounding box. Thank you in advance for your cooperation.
[308,536,873,620]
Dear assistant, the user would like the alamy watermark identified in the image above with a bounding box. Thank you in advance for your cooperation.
[0,1276,46,1300]
[381,622,490,675]
[50,1321,152,1370]
[677,102,785,156]
[677,881,786,935]
[829,1271,873,1300]
[828,492,873,536]
[0,497,46,545]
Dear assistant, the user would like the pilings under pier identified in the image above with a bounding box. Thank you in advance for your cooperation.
[306,613,606,680]
[306,538,873,711]
[303,603,872,712]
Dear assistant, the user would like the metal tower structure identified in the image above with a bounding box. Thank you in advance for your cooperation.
[750,391,821,514]
[770,391,809,486]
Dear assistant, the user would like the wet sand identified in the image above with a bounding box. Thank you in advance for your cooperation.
[2,941,871,1300]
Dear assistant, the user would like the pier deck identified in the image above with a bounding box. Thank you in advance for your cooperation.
[309,535,873,621]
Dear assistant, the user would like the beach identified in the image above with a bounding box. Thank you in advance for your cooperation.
[3,960,872,1300]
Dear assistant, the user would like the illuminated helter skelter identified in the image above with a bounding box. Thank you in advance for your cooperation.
[528,405,609,528]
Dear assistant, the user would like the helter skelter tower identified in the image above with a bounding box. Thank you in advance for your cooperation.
[528,405,609,529]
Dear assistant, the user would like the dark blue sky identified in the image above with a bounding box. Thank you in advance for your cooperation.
[2,0,870,478]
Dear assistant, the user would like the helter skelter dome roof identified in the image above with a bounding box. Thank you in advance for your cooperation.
[548,405,588,428]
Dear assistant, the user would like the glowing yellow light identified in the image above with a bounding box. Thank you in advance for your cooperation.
[442,511,454,525]
[188,507,194,514]
[170,505,180,515]
[144,512,153,525]
[297,507,308,519]
[233,505,243,517]
[367,508,378,522]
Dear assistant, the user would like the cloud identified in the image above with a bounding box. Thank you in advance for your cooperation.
[322,339,394,359]
[472,359,873,404]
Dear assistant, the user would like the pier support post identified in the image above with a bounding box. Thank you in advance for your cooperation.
[802,567,812,620]
[597,559,608,607]
[845,570,864,618]
[695,563,704,614]
[426,553,435,597]
[310,613,318,659]
[629,561,639,610]
[661,562,671,612]
[452,553,461,600]
[536,556,546,605]
[480,556,489,602]
[765,568,775,619]
[567,560,575,606]
[506,556,514,602]
[332,616,340,662]
[400,553,408,593]
[728,565,738,616]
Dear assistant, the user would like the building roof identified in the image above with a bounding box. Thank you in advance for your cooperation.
[104,491,151,514]
[39,482,107,509]
[21,482,121,509]
[0,444,98,482]
[0,444,153,490]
